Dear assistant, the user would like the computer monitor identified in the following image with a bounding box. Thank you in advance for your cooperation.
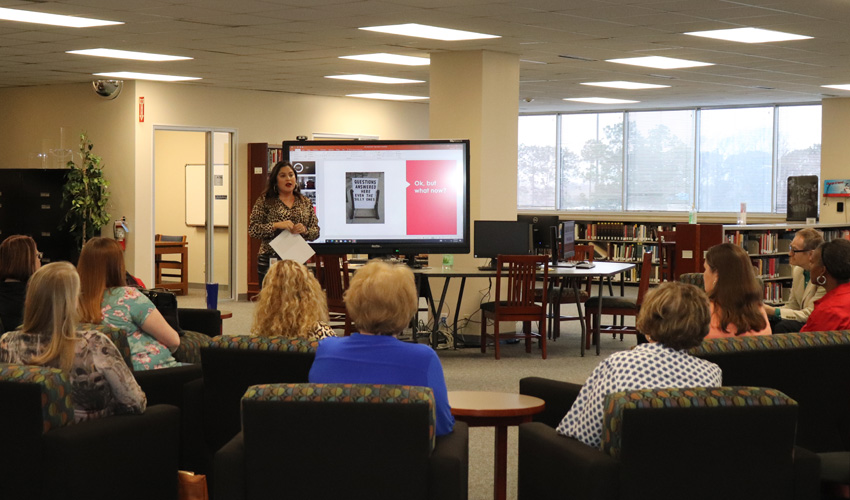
[473,220,532,269]
[516,215,560,252]
[561,220,576,260]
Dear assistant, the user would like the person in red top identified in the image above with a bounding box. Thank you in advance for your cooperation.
[801,238,850,332]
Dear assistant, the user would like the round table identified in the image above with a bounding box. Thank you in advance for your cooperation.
[448,391,545,500]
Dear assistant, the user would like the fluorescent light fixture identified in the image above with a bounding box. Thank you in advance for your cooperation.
[68,48,191,62]
[325,74,424,84]
[360,23,499,41]
[685,27,811,43]
[340,53,430,66]
[347,93,428,101]
[581,81,669,90]
[606,56,713,69]
[564,97,640,104]
[0,7,122,28]
[822,84,850,91]
[94,71,200,82]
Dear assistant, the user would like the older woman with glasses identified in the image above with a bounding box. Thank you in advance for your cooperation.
[763,228,826,333]
[0,235,41,333]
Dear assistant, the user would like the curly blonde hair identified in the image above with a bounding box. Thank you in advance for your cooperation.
[251,260,329,339]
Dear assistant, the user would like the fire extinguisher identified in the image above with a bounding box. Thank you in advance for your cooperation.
[113,216,129,250]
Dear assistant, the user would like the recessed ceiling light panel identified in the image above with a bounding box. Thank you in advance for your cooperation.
[685,27,812,43]
[360,23,499,41]
[347,93,428,101]
[606,56,713,69]
[822,84,850,91]
[68,48,191,61]
[340,53,430,66]
[564,97,640,104]
[94,72,200,82]
[325,74,424,84]
[0,7,122,28]
[581,81,669,90]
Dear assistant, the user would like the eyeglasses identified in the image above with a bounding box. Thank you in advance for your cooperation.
[789,247,811,255]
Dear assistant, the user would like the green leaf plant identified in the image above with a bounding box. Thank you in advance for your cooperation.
[61,132,111,249]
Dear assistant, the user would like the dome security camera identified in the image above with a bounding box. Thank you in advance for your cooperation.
[92,80,123,100]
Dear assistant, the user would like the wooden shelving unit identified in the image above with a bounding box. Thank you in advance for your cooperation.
[246,142,282,299]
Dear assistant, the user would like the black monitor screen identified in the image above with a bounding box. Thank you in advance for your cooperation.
[516,215,560,251]
[561,220,576,260]
[473,220,532,260]
[283,139,470,256]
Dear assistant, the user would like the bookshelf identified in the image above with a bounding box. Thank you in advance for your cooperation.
[247,142,283,299]
[574,221,676,284]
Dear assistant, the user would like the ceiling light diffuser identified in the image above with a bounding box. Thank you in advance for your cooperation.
[684,27,811,43]
[325,74,424,84]
[68,48,191,61]
[564,97,640,104]
[581,81,669,90]
[0,7,121,28]
[347,93,428,101]
[606,56,713,69]
[94,72,200,82]
[822,84,850,91]
[360,23,499,41]
[340,53,430,66]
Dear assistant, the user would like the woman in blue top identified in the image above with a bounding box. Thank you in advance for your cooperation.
[309,259,455,436]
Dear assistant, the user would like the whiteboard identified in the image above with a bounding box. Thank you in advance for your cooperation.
[185,164,230,227]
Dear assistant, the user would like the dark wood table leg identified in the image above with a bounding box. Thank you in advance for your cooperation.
[494,424,508,500]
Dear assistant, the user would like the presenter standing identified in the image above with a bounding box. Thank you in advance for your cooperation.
[249,161,319,288]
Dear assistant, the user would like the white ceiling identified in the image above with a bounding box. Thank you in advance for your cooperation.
[2,0,850,112]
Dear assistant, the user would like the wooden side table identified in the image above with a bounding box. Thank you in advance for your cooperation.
[448,391,545,500]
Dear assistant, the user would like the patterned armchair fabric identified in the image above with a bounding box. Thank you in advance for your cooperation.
[678,272,705,289]
[172,330,211,364]
[245,383,436,450]
[0,363,74,433]
[690,329,850,356]
[601,386,796,458]
[207,334,318,352]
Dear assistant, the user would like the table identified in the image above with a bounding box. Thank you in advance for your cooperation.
[416,262,636,356]
[448,391,545,500]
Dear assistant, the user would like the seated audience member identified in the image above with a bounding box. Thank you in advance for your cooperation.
[0,262,146,421]
[703,242,771,338]
[557,282,722,448]
[0,235,40,333]
[251,260,336,341]
[77,237,180,371]
[801,238,850,332]
[763,228,825,333]
[308,259,455,436]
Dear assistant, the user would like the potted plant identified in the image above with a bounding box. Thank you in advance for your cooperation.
[62,132,110,249]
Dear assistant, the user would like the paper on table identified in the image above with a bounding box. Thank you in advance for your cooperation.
[269,230,315,264]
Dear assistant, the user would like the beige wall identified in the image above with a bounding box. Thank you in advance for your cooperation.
[820,98,850,225]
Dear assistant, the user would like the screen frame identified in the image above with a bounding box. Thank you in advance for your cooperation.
[282,139,471,256]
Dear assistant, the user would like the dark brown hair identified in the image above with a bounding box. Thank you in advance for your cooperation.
[263,161,304,200]
[76,237,126,323]
[636,281,711,350]
[0,235,38,282]
[705,242,766,335]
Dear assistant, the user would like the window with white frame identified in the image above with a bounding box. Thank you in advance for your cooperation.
[559,113,623,211]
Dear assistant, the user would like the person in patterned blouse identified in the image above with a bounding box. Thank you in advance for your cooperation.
[557,281,722,448]
[251,260,336,341]
[249,161,320,287]
[0,262,146,422]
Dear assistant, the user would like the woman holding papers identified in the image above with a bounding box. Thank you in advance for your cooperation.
[249,161,320,287]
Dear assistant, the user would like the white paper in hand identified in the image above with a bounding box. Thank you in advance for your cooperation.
[269,230,315,264]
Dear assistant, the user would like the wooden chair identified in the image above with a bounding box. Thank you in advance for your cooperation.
[584,249,653,350]
[314,254,352,336]
[657,230,677,282]
[154,234,188,295]
[481,255,549,360]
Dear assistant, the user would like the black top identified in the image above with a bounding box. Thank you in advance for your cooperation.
[0,280,26,333]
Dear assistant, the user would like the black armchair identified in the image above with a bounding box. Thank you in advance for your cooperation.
[0,363,180,500]
[214,383,468,500]
[518,378,820,500]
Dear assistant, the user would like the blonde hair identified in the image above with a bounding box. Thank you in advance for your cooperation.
[23,262,80,372]
[77,237,126,323]
[251,260,329,339]
[344,260,417,335]
[637,281,711,350]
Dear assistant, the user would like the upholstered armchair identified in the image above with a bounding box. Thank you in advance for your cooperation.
[181,335,318,476]
[214,383,468,500]
[0,363,180,500]
[518,378,820,500]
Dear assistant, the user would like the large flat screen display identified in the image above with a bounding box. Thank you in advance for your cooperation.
[283,139,470,256]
